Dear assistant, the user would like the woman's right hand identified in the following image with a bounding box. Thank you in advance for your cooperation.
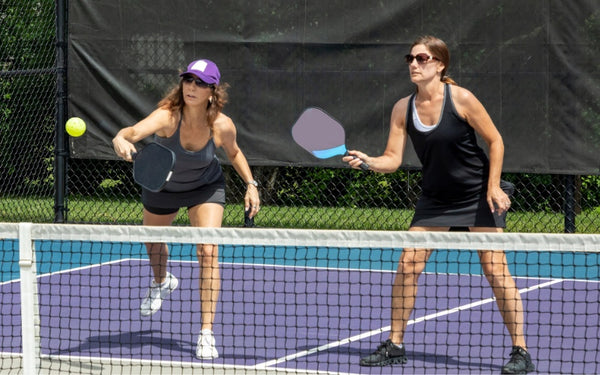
[112,135,137,162]
[343,150,369,170]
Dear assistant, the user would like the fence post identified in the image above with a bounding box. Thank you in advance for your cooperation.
[564,175,576,233]
[54,0,68,222]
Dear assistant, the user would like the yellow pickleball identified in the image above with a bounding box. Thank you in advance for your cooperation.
[65,117,86,137]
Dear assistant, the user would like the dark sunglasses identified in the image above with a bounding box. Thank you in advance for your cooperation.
[405,53,439,64]
[182,75,214,89]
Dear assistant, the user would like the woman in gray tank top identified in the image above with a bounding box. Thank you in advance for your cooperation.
[343,36,533,374]
[112,59,260,361]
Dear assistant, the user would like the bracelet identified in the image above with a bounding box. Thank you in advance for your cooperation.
[247,180,258,187]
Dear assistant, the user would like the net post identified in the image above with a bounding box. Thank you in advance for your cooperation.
[18,223,40,375]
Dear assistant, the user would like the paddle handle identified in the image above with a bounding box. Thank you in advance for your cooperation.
[244,209,255,228]
[344,151,370,171]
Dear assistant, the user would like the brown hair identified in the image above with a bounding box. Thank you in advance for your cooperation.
[411,35,457,85]
[157,79,230,130]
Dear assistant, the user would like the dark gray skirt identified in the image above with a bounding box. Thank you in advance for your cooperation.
[410,180,515,228]
[142,174,226,210]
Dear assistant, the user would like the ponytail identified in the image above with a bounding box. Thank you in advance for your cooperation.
[441,75,457,85]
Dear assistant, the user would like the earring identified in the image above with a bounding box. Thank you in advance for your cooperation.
[209,96,214,104]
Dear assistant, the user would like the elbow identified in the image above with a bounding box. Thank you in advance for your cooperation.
[382,166,400,174]
[490,138,505,155]
[372,159,402,174]
[368,153,401,174]
[382,155,403,173]
[227,149,242,164]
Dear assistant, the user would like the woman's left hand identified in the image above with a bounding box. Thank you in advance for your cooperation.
[244,185,260,218]
[487,185,511,215]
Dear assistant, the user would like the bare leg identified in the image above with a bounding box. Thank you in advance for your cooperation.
[389,226,447,344]
[471,227,527,349]
[188,203,224,330]
[142,208,178,283]
[197,243,220,331]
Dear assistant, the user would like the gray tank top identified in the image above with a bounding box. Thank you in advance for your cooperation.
[154,113,223,193]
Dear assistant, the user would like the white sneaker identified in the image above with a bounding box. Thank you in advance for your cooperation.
[196,330,219,359]
[140,272,178,316]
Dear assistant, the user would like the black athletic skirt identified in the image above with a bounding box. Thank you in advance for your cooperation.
[410,180,515,228]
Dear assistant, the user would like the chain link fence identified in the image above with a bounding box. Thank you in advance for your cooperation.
[1,0,599,233]
[1,0,57,220]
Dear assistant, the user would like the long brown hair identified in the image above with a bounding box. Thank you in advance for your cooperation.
[411,35,457,85]
[157,79,230,130]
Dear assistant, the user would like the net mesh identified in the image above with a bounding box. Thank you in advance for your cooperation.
[1,223,599,374]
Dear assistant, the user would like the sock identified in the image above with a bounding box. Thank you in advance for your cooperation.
[153,278,167,287]
[201,329,213,336]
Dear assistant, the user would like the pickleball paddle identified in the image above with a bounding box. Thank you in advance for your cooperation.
[291,107,369,170]
[132,142,176,192]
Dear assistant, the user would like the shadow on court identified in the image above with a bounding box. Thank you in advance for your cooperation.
[50,329,190,357]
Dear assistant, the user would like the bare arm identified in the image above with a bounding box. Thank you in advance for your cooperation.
[112,108,173,162]
[452,86,510,214]
[344,97,409,173]
[213,114,260,217]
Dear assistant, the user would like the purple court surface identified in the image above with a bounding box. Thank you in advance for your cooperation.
[1,259,599,374]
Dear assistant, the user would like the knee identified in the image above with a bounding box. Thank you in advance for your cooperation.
[481,263,512,286]
[197,244,218,262]
[396,251,427,278]
[145,242,166,255]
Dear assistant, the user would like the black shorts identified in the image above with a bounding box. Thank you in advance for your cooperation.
[143,204,199,215]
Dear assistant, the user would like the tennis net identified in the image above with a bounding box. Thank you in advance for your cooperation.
[1,223,599,374]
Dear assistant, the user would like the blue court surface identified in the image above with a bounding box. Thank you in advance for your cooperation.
[1,240,599,374]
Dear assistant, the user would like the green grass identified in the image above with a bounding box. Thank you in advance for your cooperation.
[0,196,598,233]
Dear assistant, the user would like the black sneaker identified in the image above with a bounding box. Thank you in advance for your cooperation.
[360,339,407,366]
[501,346,535,374]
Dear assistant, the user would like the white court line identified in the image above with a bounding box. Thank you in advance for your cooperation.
[252,279,563,369]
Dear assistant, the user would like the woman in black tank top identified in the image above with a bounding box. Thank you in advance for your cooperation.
[344,36,534,373]
[112,59,260,361]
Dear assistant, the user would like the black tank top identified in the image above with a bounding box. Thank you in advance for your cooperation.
[406,84,490,202]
